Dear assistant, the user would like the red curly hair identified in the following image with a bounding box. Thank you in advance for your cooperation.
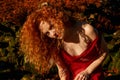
[20,0,103,74]
[20,6,66,74]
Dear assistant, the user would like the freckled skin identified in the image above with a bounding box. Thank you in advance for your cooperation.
[20,5,108,80]
[39,19,108,80]
[39,20,64,39]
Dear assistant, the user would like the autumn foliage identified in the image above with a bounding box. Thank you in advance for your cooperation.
[0,0,119,30]
[0,0,120,79]
[0,0,40,25]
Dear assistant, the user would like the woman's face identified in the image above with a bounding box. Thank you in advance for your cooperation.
[39,19,64,39]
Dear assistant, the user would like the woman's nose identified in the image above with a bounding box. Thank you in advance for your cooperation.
[49,29,55,35]
[47,29,57,38]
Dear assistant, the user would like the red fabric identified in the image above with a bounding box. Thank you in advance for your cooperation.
[61,37,104,80]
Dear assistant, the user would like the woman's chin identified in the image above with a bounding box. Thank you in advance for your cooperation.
[48,35,63,39]
[57,36,63,39]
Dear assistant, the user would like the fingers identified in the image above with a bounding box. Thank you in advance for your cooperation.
[81,75,88,80]
[80,74,88,80]
[74,74,89,80]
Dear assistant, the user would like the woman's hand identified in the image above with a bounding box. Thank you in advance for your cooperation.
[74,70,90,80]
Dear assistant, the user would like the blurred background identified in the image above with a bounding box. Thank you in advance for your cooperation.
[0,0,120,80]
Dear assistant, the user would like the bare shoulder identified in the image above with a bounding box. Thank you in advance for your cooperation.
[82,23,98,41]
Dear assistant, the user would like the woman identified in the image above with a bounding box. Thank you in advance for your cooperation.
[20,6,108,80]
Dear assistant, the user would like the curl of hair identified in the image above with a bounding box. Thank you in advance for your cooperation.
[20,6,65,74]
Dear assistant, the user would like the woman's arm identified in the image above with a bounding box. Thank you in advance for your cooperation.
[85,35,108,74]
[74,24,108,80]
[56,62,68,80]
[85,24,108,74]
[74,50,107,80]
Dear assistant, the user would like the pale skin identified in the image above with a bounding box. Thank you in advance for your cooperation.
[39,20,108,80]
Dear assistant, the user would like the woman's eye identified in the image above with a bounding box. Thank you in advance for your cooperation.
[49,25,54,30]
[46,32,50,35]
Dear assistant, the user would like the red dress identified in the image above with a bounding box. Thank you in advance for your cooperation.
[61,37,104,80]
